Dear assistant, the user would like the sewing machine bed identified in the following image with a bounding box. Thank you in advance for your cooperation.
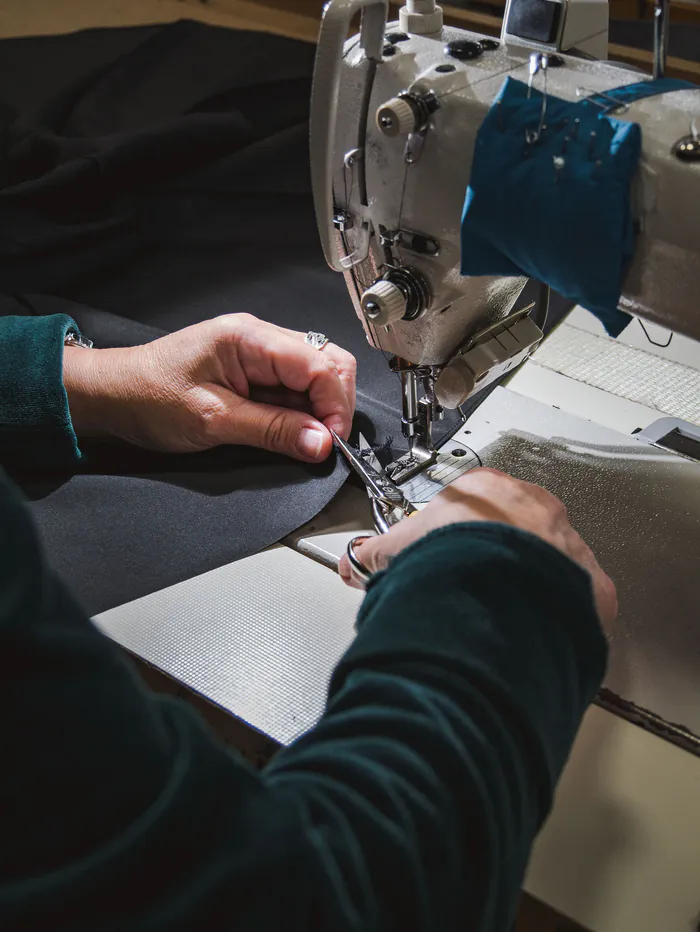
[95,385,700,752]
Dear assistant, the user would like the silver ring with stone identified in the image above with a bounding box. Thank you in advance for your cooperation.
[305,331,329,351]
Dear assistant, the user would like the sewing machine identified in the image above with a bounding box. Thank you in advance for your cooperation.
[93,4,700,928]
[311,0,700,482]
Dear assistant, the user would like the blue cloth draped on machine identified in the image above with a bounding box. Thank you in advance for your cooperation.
[461,76,695,337]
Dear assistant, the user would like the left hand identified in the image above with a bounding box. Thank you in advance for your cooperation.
[63,314,356,462]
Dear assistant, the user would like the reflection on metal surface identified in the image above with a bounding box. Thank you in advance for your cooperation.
[400,445,480,504]
[451,389,700,753]
[655,427,700,461]
[637,416,700,464]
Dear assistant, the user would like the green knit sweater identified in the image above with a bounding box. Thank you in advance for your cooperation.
[0,480,606,932]
[0,313,607,930]
[0,313,82,469]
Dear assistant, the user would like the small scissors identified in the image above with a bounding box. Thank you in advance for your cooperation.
[331,430,417,585]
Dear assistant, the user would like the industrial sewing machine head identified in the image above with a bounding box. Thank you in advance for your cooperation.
[310,0,700,483]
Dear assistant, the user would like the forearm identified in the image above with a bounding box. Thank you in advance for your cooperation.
[61,344,102,435]
[267,524,607,931]
[62,342,144,440]
[1,470,606,931]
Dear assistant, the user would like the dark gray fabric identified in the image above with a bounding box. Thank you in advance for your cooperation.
[0,24,352,614]
[0,22,570,615]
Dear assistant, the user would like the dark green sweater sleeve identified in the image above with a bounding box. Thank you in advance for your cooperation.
[0,314,83,469]
[0,473,607,932]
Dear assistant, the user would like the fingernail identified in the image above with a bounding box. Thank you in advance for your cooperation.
[298,428,325,460]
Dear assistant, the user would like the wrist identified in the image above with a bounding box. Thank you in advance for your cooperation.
[62,344,139,440]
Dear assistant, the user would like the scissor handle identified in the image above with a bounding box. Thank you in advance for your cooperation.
[347,535,375,586]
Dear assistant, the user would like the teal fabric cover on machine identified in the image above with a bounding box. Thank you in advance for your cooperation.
[461,77,694,336]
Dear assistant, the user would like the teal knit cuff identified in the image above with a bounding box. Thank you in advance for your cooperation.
[0,314,83,470]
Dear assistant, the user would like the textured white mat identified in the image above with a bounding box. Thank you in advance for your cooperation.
[532,323,700,426]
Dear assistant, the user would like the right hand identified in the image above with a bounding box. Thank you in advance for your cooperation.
[339,467,617,630]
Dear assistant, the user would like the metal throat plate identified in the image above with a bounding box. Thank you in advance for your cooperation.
[443,388,700,754]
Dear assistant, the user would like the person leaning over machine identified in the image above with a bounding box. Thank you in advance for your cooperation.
[0,309,615,931]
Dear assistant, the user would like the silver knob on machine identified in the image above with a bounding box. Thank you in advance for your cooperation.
[361,280,407,327]
[376,97,417,137]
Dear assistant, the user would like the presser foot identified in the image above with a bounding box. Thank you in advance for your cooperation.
[386,361,441,484]
[386,442,438,484]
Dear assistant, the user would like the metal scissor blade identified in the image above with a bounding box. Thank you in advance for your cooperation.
[357,434,388,478]
[331,430,405,508]
[356,434,384,514]
[357,432,382,473]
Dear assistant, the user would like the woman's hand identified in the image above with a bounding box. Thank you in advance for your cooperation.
[63,314,356,462]
[340,468,618,630]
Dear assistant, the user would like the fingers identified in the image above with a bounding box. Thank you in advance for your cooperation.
[337,554,357,587]
[217,316,354,440]
[337,465,618,630]
[273,325,357,418]
[249,387,312,412]
[337,469,522,589]
[597,572,619,630]
[449,470,617,627]
[217,395,334,462]
[338,514,431,588]
[338,535,375,590]
[564,530,618,629]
